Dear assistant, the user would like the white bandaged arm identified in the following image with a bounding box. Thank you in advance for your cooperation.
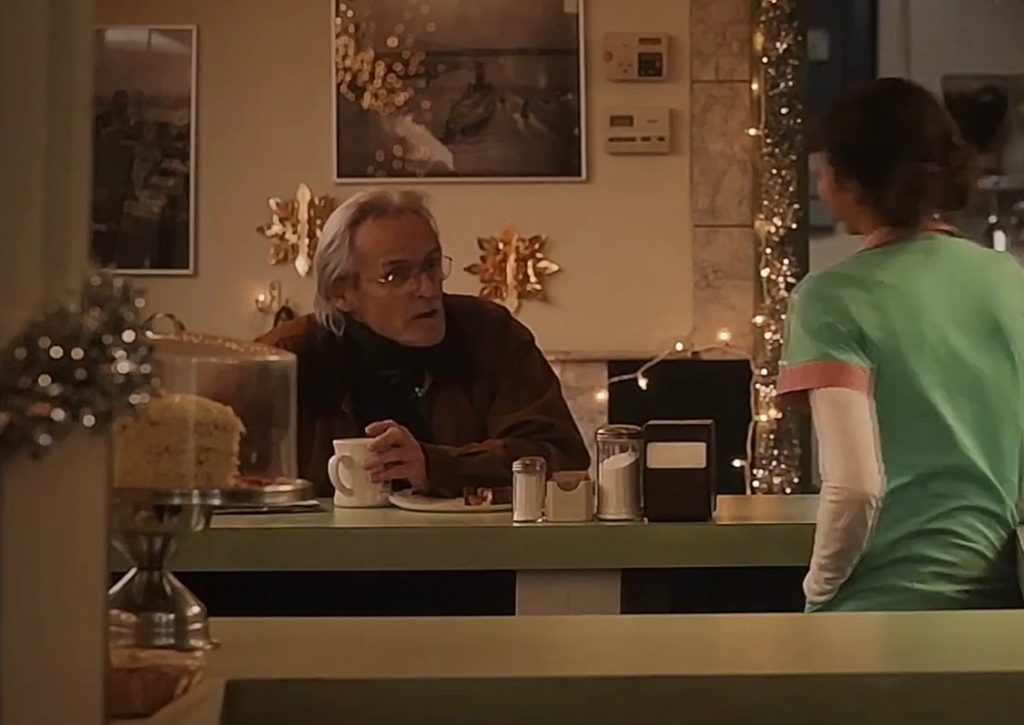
[804,387,885,605]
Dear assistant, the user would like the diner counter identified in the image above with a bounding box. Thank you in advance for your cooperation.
[112,495,1024,615]
[123,611,1024,725]
[163,494,821,572]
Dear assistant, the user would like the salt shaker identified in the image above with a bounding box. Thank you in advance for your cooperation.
[595,424,643,521]
[512,456,546,523]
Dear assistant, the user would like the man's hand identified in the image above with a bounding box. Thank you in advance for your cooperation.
[364,420,428,489]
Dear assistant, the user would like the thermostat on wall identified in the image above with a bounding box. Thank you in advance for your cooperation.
[604,108,671,155]
[602,32,670,81]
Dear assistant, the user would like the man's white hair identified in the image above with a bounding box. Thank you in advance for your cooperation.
[313,188,439,336]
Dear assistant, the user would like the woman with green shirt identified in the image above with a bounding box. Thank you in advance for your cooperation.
[780,78,1024,612]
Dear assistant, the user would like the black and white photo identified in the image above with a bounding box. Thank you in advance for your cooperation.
[333,0,585,182]
[92,26,197,274]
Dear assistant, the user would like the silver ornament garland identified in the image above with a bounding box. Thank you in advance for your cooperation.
[747,0,805,494]
[0,272,159,460]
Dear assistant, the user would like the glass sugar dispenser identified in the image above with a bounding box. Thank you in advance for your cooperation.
[595,424,643,521]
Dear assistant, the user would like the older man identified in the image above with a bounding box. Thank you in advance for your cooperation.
[259,189,589,497]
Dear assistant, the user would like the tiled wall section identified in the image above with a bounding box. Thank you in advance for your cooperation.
[690,83,753,226]
[692,226,756,354]
[690,0,755,356]
[550,360,607,473]
[691,0,753,82]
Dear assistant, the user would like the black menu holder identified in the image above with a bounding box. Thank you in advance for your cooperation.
[642,420,716,522]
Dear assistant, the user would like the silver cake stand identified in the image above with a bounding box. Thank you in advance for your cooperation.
[108,479,313,651]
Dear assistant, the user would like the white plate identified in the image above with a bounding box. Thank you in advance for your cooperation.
[388,489,511,514]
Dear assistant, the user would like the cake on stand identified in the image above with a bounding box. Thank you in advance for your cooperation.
[108,333,306,652]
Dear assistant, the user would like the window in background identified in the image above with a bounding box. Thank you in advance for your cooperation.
[804,0,877,272]
[880,1,1024,257]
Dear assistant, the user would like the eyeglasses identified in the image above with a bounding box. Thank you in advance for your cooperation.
[372,254,452,292]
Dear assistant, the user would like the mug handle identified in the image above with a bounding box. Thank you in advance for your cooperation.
[327,453,356,497]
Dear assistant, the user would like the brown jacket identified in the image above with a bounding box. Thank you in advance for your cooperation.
[257,295,590,497]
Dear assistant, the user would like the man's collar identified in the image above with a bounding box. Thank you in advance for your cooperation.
[311,297,472,405]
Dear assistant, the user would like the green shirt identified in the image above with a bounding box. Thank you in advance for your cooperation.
[780,232,1024,611]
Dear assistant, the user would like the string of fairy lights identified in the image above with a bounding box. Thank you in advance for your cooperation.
[606,0,804,495]
[604,328,743,392]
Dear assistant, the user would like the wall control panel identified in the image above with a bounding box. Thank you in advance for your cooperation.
[602,32,670,81]
[604,108,671,155]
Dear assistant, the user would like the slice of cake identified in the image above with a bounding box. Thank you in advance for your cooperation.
[113,393,246,490]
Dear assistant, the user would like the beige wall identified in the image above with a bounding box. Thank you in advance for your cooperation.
[95,0,693,354]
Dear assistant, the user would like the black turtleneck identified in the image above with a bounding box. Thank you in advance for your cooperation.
[342,315,435,443]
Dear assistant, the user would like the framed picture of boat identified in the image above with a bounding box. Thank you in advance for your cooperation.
[332,0,586,183]
[91,25,197,274]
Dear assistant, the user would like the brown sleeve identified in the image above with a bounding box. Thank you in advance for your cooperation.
[420,323,590,493]
[255,316,315,356]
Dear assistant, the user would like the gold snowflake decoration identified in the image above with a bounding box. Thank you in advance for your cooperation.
[256,183,339,277]
[464,227,561,314]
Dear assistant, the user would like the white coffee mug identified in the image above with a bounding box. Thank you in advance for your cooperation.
[327,438,391,508]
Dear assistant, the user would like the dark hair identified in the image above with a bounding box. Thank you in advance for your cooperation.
[819,77,976,228]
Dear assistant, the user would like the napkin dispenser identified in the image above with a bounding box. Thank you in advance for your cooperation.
[642,420,716,522]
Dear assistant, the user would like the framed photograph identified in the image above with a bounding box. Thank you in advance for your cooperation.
[332,0,586,183]
[91,26,197,275]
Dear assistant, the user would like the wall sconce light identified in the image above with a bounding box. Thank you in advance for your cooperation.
[255,280,282,314]
[255,280,296,328]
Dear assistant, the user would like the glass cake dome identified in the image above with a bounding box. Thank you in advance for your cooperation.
[112,332,297,490]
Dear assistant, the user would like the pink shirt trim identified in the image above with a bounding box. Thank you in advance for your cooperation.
[777,361,873,396]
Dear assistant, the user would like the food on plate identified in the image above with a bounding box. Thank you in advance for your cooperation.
[231,476,280,489]
[462,485,512,507]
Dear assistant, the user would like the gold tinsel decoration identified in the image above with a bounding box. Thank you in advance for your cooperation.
[464,227,561,314]
[746,0,804,494]
[256,183,338,278]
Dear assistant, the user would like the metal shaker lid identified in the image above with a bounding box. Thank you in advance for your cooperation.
[596,424,642,442]
[512,456,547,473]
